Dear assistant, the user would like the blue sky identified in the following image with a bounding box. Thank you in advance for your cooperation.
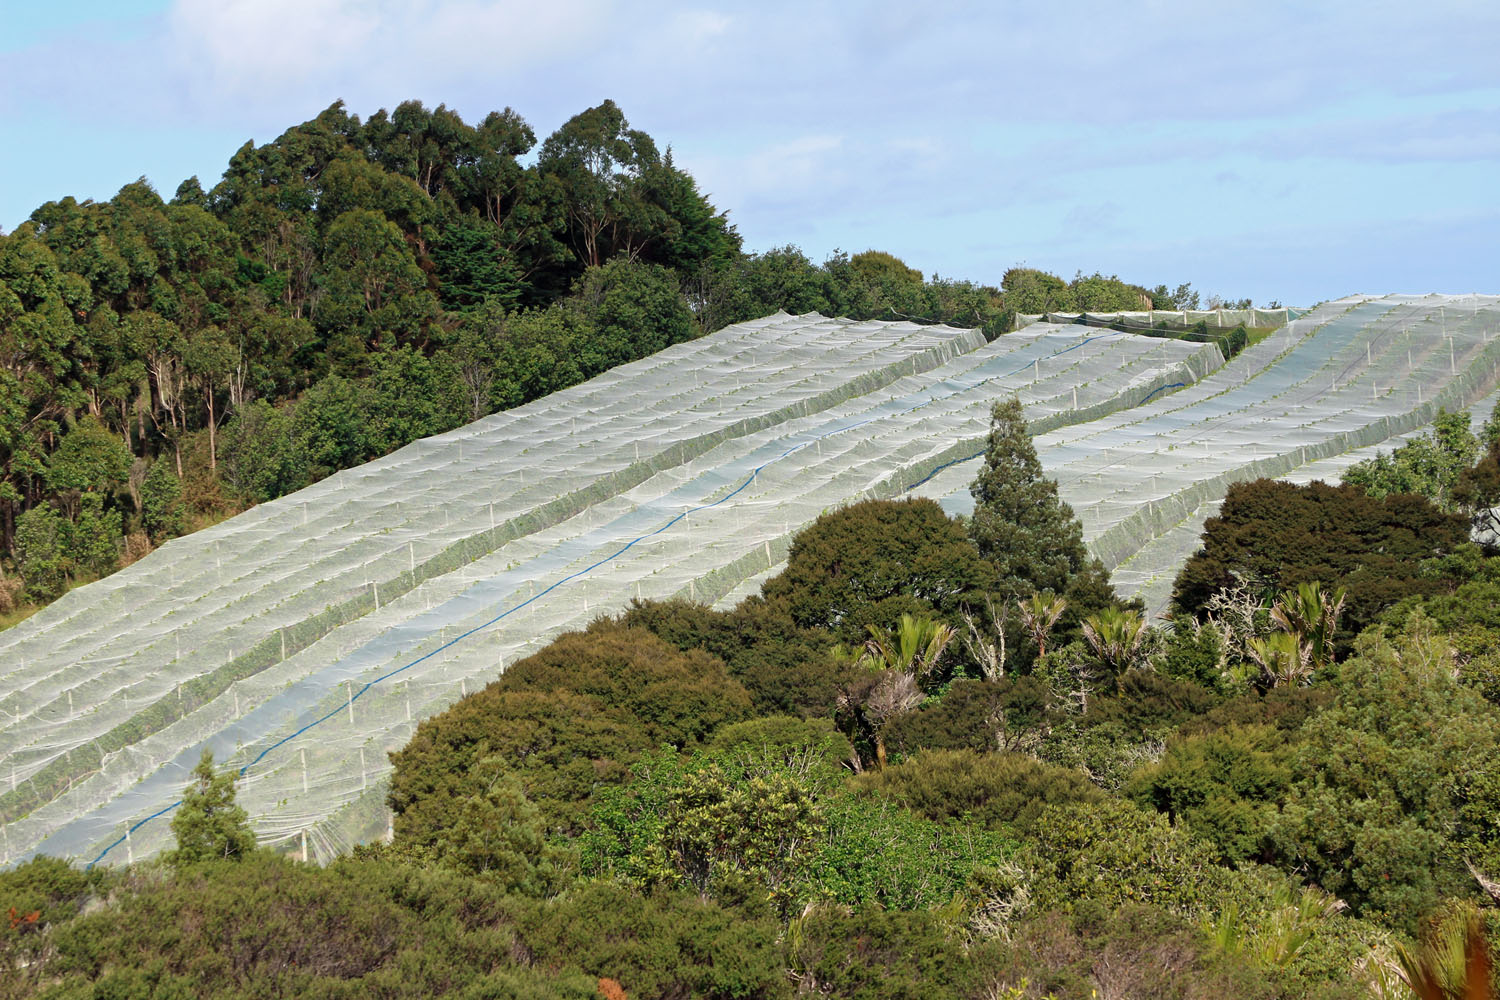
[2,0,1497,306]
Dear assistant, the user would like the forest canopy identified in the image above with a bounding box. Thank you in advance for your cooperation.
[0,97,1200,627]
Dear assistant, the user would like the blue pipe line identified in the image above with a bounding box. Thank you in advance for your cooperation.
[85,328,1131,868]
[1141,382,1187,402]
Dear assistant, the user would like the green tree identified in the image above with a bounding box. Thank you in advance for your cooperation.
[1344,409,1479,512]
[763,497,996,644]
[537,99,664,270]
[62,491,122,579]
[858,613,958,689]
[1454,435,1500,539]
[430,758,572,893]
[1171,478,1469,644]
[842,613,958,768]
[564,257,696,377]
[1017,592,1068,658]
[140,457,185,540]
[1081,606,1151,674]
[13,503,66,600]
[586,750,827,914]
[1129,724,1293,866]
[44,416,131,518]
[217,399,307,503]
[1001,267,1070,315]
[968,397,1117,611]
[313,207,435,363]
[853,748,1104,836]
[169,750,257,865]
[1270,617,1500,931]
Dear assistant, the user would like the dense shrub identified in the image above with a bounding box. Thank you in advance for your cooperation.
[389,622,752,841]
[851,748,1103,834]
[1025,799,1241,918]
[883,676,1053,756]
[785,905,1002,1000]
[515,881,788,1000]
[498,621,753,745]
[761,497,996,644]
[618,596,852,717]
[1172,478,1469,642]
[1128,724,1294,865]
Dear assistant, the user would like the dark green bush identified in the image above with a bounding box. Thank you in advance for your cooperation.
[851,748,1103,835]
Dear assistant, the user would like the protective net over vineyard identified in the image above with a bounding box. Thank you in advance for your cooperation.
[1,293,1495,867]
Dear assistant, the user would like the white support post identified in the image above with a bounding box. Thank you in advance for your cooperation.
[346,681,354,724]
[301,748,309,794]
[125,826,132,865]
[408,542,415,573]
[281,630,287,659]
[404,681,412,724]
[301,830,308,863]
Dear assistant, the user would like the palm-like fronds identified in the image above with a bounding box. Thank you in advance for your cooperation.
[1017,592,1067,658]
[1269,581,1346,669]
[1392,907,1493,1000]
[1081,606,1147,672]
[1247,631,1312,688]
[863,613,956,685]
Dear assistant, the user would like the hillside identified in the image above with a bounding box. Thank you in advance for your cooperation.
[1,292,1496,871]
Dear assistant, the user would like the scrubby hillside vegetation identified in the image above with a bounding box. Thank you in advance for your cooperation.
[5,399,1497,999]
[0,97,1228,626]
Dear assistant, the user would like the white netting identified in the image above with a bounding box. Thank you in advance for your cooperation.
[0,313,1221,866]
[926,294,1500,613]
[6,295,1496,867]
[1015,307,1306,330]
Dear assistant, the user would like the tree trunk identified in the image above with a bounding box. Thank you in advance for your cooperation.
[206,385,217,473]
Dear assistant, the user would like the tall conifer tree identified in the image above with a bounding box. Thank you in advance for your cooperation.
[968,397,1117,612]
[169,750,257,864]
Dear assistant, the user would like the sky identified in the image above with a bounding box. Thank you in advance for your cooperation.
[1,0,1497,306]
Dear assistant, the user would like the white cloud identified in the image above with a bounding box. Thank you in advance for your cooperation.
[162,0,613,115]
